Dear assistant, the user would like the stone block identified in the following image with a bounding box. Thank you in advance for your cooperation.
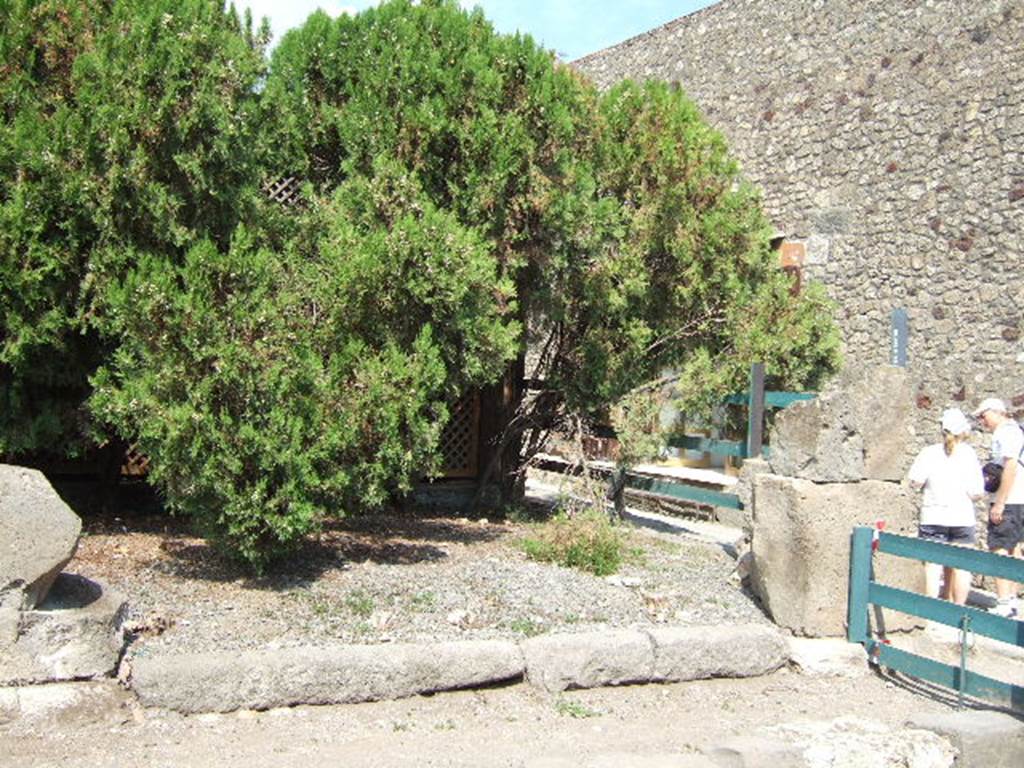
[768,398,864,482]
[522,629,653,693]
[131,639,525,713]
[647,624,788,682]
[0,464,82,608]
[907,710,1024,768]
[0,574,127,685]
[845,366,917,482]
[716,717,955,768]
[734,458,772,532]
[768,366,917,483]
[750,474,922,637]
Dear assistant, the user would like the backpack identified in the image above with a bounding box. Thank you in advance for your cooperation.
[982,422,1024,493]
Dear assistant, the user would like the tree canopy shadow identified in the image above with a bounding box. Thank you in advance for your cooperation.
[133,510,512,590]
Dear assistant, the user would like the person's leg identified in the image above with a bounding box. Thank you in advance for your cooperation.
[941,566,954,600]
[947,527,976,607]
[924,562,943,600]
[989,507,1024,615]
[919,526,944,599]
[989,514,1017,605]
[950,568,972,605]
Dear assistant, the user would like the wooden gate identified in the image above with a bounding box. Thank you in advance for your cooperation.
[438,392,481,478]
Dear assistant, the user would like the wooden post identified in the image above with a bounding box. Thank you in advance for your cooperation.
[847,526,874,644]
[746,363,765,459]
[605,468,627,520]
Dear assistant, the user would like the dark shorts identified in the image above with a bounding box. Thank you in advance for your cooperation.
[988,503,1024,551]
[919,525,977,546]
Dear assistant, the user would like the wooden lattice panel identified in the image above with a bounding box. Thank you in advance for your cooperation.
[120,442,151,478]
[263,176,303,207]
[439,393,480,478]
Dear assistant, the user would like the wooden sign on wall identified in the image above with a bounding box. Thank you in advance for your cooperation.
[779,241,806,268]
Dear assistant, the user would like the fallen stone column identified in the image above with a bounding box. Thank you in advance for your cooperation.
[522,624,788,693]
[130,639,525,713]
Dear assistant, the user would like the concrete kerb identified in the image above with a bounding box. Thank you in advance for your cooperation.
[128,623,789,714]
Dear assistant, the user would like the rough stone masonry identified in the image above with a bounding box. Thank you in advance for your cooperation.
[575,0,1024,432]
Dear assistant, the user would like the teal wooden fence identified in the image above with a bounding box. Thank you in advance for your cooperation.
[668,363,815,462]
[848,526,1024,710]
[607,363,815,513]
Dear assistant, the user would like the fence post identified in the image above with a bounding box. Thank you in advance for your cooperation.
[847,526,874,644]
[746,363,765,459]
[605,467,627,520]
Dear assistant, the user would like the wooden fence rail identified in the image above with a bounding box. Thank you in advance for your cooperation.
[602,363,815,515]
[848,526,1024,711]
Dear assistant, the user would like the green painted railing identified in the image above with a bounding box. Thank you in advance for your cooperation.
[606,363,815,513]
[848,527,1024,711]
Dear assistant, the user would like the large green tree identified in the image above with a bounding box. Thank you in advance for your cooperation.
[260,0,841,492]
[2,0,839,570]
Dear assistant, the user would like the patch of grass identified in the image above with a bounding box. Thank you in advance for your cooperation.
[310,596,332,617]
[520,509,628,576]
[351,620,373,636]
[344,589,375,618]
[508,617,544,637]
[410,590,436,611]
[555,697,601,719]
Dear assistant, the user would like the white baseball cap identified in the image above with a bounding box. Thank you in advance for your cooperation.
[940,408,970,436]
[972,397,1007,417]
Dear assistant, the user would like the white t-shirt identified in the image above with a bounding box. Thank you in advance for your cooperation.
[908,442,983,527]
[990,420,1024,504]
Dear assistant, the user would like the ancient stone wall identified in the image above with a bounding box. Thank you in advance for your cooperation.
[575,0,1024,418]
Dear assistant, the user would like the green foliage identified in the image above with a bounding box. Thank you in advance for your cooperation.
[578,80,840,420]
[0,0,268,456]
[554,697,602,719]
[263,0,840,476]
[610,389,668,467]
[520,508,628,576]
[92,166,517,569]
[2,0,840,572]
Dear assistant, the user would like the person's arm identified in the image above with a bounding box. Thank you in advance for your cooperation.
[965,449,984,501]
[992,458,1017,524]
[991,428,1022,524]
[908,450,928,491]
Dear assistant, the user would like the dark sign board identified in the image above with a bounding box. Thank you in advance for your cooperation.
[891,308,908,367]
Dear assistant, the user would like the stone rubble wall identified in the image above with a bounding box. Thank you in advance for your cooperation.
[574,0,1024,423]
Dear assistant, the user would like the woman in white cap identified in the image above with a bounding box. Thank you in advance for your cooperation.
[907,407,984,605]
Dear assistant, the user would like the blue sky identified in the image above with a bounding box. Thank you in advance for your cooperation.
[234,1,717,61]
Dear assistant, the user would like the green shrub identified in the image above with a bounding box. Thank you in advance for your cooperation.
[0,0,268,456]
[520,509,628,576]
[92,167,515,572]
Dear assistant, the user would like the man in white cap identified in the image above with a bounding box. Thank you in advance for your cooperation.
[973,397,1024,618]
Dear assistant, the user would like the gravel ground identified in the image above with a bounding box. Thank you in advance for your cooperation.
[66,487,766,659]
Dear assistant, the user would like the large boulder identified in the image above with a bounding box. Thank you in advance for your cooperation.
[0,464,82,609]
[750,474,923,637]
[0,573,127,685]
[769,366,917,483]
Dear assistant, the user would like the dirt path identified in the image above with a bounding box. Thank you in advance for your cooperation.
[5,666,968,768]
